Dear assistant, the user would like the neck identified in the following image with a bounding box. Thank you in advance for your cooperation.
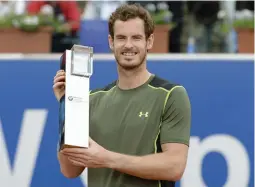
[117,63,151,90]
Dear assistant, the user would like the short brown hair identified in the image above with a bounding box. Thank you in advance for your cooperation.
[108,3,155,39]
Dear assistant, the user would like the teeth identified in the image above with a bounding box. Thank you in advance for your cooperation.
[123,52,136,56]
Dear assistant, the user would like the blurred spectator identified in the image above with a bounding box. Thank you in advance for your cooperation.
[82,0,126,20]
[0,0,26,17]
[27,1,81,53]
[127,1,184,53]
[187,1,225,53]
[166,1,184,53]
[236,1,254,11]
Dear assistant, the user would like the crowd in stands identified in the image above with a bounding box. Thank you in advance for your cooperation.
[0,0,253,53]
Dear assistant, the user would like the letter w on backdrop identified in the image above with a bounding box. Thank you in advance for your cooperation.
[0,109,47,187]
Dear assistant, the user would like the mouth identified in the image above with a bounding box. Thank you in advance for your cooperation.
[121,52,138,56]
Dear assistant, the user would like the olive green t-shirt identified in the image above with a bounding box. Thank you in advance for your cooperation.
[88,75,191,187]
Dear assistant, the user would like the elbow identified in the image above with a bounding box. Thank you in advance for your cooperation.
[165,164,186,181]
[169,170,184,181]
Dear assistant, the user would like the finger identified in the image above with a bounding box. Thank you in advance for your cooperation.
[53,82,65,89]
[62,147,88,154]
[68,155,85,162]
[62,152,86,159]
[55,71,65,79]
[54,75,65,84]
[57,70,65,74]
[55,72,66,80]
[68,157,86,167]
[55,74,65,80]
[59,71,66,76]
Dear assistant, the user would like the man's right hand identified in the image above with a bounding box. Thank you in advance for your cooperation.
[58,150,85,178]
[53,70,66,101]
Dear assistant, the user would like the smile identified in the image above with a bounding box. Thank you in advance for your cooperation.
[122,52,137,56]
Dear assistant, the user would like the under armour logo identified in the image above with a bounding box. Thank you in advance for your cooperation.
[139,112,149,118]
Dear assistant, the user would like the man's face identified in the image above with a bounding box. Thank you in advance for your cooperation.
[109,18,153,70]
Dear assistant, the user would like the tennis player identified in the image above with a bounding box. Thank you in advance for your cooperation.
[53,3,191,187]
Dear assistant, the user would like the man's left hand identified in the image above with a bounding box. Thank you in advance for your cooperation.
[61,138,112,168]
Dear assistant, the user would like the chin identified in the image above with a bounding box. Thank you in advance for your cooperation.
[115,53,146,70]
[118,62,143,70]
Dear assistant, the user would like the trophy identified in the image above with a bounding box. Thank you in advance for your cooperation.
[58,45,93,151]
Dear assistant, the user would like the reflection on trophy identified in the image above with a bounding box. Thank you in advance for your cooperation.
[58,45,93,151]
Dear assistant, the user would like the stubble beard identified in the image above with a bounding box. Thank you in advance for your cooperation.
[115,51,147,71]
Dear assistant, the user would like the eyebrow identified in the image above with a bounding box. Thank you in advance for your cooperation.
[115,34,144,38]
[115,34,126,38]
[132,34,143,38]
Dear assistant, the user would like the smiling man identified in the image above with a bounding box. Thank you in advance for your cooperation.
[53,3,191,187]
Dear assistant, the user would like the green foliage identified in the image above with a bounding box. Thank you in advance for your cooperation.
[218,17,253,35]
[0,14,16,29]
[148,10,175,31]
[233,18,254,29]
[0,13,66,33]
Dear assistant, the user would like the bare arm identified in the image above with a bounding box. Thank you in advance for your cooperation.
[58,151,85,178]
[107,143,188,181]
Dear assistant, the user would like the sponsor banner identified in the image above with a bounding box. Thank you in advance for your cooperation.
[0,57,253,187]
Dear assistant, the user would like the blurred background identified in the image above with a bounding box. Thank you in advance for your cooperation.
[0,1,254,187]
[0,0,254,54]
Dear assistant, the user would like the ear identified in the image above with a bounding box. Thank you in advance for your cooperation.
[108,34,114,51]
[146,34,154,51]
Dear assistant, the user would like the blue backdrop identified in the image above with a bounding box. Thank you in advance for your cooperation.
[0,57,253,187]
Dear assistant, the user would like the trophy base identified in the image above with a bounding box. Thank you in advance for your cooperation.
[60,144,87,150]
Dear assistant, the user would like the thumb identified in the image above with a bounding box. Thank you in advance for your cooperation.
[89,137,95,146]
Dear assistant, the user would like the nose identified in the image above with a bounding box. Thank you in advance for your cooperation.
[124,38,133,49]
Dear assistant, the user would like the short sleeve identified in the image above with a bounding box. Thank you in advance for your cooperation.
[160,86,191,146]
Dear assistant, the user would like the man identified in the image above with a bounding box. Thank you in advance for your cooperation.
[53,4,191,187]
[187,1,221,53]
[27,1,80,53]
[127,1,184,53]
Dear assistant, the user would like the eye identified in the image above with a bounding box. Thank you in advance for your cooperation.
[133,36,142,40]
[116,35,126,40]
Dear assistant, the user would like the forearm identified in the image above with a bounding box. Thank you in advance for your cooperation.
[58,152,85,178]
[107,151,183,181]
